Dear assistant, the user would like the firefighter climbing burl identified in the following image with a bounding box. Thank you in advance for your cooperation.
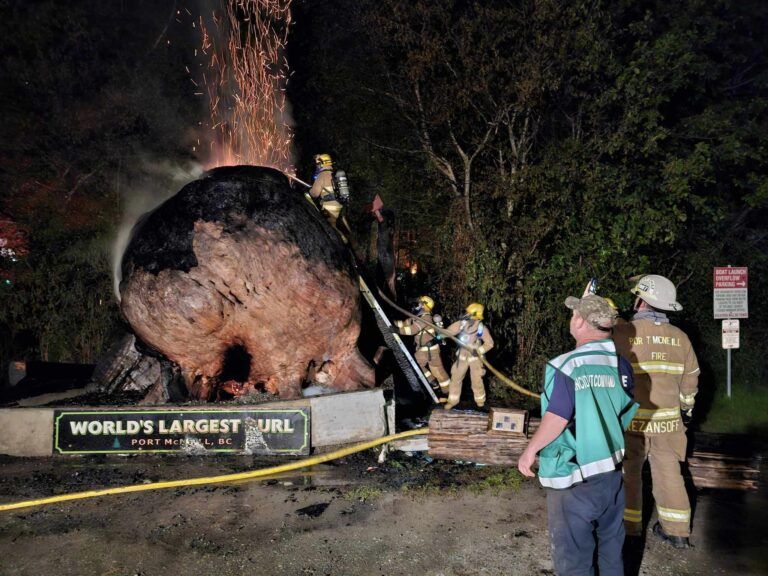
[53,409,310,455]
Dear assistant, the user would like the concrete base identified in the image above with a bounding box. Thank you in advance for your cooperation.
[0,408,54,457]
[0,388,387,457]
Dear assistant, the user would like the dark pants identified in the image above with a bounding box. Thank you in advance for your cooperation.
[546,469,625,576]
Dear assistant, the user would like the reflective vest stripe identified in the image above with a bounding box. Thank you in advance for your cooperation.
[579,449,623,478]
[557,354,617,374]
[633,407,679,421]
[539,450,623,489]
[539,468,584,489]
[657,506,691,522]
[631,361,684,375]
[624,508,642,522]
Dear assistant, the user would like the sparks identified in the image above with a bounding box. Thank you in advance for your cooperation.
[194,0,295,173]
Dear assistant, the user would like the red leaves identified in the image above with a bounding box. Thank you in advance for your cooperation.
[0,215,29,260]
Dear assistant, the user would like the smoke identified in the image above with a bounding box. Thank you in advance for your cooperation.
[112,158,204,302]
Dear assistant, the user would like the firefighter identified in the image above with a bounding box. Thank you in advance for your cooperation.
[394,295,450,394]
[613,274,700,549]
[309,153,343,228]
[443,302,494,410]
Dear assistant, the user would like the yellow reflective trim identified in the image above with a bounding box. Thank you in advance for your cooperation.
[624,514,642,523]
[657,506,690,522]
[633,408,679,421]
[632,361,684,375]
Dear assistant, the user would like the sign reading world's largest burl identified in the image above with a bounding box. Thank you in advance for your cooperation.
[54,408,310,455]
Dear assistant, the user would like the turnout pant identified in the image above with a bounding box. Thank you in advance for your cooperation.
[623,431,691,537]
[445,355,486,409]
[414,348,450,392]
[546,469,625,576]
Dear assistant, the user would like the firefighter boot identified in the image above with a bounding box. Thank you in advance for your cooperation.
[653,522,690,549]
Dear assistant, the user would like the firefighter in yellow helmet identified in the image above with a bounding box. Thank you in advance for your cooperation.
[613,274,700,549]
[442,302,494,410]
[309,154,343,228]
[394,295,451,394]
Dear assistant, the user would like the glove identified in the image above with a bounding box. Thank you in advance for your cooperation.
[681,408,693,427]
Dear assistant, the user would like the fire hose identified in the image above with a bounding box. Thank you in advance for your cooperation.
[376,290,540,400]
[289,173,538,400]
[0,428,426,513]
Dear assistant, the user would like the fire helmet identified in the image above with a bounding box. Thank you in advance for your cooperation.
[630,274,682,312]
[314,154,333,169]
[466,302,484,320]
[418,295,435,312]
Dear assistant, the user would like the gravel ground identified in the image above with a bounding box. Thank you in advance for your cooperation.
[0,451,765,575]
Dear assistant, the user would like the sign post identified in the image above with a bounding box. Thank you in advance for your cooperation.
[721,319,740,398]
[714,267,748,399]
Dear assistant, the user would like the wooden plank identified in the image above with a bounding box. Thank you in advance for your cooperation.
[427,411,761,491]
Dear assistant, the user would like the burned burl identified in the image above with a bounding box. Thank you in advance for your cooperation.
[119,166,374,401]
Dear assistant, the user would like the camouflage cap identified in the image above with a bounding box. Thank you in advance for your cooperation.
[565,294,618,329]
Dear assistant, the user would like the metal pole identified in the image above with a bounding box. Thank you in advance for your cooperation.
[727,347,732,398]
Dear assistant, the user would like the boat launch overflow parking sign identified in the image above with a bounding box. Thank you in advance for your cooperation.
[713,267,748,319]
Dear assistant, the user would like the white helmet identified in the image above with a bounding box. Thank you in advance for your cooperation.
[630,274,682,311]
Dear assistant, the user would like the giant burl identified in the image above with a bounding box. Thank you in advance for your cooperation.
[119,166,374,401]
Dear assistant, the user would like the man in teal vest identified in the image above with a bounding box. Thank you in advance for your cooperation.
[518,293,638,575]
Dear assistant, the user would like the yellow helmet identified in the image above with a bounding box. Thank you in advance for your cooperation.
[418,295,435,312]
[314,153,333,169]
[466,302,484,320]
[604,297,618,312]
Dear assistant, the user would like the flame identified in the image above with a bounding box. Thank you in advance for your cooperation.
[193,1,294,173]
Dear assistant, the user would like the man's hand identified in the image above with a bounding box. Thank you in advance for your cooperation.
[517,447,537,477]
[681,408,693,427]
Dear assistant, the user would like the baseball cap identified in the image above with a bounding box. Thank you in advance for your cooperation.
[565,294,618,329]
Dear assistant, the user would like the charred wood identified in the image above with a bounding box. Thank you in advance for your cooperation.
[428,412,760,491]
[119,166,374,402]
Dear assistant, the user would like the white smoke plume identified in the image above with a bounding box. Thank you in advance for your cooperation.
[112,158,204,302]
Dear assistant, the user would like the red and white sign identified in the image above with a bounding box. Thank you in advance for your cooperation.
[722,319,740,349]
[713,267,748,319]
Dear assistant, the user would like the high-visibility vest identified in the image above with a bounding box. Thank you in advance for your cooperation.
[538,339,638,489]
